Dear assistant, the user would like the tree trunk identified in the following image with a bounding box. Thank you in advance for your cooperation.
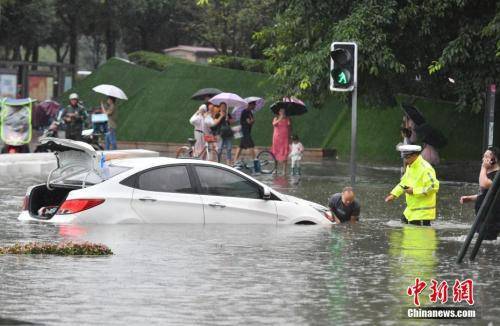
[105,0,116,59]
[12,46,21,60]
[69,23,78,78]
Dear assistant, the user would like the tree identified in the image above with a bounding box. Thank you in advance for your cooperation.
[256,0,499,112]
[187,0,277,56]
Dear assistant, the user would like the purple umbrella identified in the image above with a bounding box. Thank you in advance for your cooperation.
[38,100,61,118]
[232,96,265,122]
[33,100,60,128]
[270,97,307,116]
[209,92,248,108]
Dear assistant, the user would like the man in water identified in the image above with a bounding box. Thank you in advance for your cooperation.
[328,187,361,224]
[385,144,440,226]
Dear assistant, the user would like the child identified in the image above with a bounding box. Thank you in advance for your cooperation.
[289,135,304,175]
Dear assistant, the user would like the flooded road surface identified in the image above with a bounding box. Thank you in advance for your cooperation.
[0,161,498,325]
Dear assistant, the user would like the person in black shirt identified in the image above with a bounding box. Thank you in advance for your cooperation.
[328,187,361,224]
[460,147,500,240]
[234,101,260,172]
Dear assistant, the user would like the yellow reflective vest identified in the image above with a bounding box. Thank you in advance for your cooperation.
[390,155,439,221]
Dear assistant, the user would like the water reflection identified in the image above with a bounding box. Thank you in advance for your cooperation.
[389,226,438,308]
[0,161,498,325]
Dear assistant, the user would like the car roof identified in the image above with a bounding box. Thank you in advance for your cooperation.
[109,157,232,169]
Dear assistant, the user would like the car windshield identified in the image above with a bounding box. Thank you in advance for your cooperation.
[51,164,131,186]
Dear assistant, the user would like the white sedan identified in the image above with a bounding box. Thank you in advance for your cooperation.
[18,138,333,225]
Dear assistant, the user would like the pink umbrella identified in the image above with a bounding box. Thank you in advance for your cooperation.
[209,92,247,108]
[232,97,265,122]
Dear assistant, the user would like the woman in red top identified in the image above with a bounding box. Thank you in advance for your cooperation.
[271,108,292,175]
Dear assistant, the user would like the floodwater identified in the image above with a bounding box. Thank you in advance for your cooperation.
[0,160,498,325]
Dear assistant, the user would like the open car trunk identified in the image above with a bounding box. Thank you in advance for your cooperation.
[27,137,105,220]
[28,184,80,220]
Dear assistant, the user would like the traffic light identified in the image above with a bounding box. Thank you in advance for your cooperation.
[330,42,357,92]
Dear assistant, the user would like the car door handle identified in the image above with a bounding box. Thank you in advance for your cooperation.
[139,197,157,202]
[208,202,226,208]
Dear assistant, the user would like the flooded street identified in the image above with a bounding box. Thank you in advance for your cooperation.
[0,161,499,325]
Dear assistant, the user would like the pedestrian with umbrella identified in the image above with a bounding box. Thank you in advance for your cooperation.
[270,97,307,175]
[189,88,222,158]
[92,84,128,150]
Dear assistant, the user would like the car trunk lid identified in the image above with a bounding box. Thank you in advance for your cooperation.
[42,137,105,187]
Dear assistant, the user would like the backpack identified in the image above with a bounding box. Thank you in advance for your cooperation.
[220,119,234,139]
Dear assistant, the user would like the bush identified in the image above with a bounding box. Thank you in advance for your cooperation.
[208,55,271,73]
[128,51,193,71]
[0,241,113,255]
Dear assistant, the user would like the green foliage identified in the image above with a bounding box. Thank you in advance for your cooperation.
[208,55,271,73]
[0,241,113,255]
[128,51,194,71]
[257,0,499,113]
[65,58,486,162]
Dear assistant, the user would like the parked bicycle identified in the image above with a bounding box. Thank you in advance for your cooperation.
[175,137,277,174]
[233,150,277,174]
[175,137,217,161]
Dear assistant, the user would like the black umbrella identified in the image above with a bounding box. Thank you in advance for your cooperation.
[191,88,223,100]
[401,103,426,126]
[414,123,448,148]
[270,97,307,116]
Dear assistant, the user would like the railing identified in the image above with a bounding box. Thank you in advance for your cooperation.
[457,171,500,263]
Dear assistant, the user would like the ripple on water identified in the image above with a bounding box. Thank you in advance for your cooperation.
[0,167,498,325]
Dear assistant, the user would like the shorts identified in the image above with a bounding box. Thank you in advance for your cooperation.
[239,134,254,149]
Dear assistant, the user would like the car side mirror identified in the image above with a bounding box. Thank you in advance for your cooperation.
[262,187,271,200]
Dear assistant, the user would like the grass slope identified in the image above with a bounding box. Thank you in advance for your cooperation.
[66,57,490,163]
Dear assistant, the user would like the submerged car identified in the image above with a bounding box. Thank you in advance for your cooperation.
[18,138,333,225]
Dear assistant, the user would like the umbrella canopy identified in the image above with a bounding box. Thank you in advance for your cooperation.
[37,100,61,118]
[414,123,447,148]
[232,97,265,121]
[270,97,307,116]
[92,84,128,100]
[191,88,223,100]
[209,92,247,108]
[33,100,61,127]
[401,103,425,126]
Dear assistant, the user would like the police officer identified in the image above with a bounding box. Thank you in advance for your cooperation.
[61,93,87,140]
[385,144,440,226]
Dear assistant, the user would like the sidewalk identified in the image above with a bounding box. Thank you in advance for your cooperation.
[117,140,337,160]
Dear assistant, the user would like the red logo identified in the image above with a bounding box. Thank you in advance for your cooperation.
[407,278,427,306]
[407,278,474,306]
[453,279,475,305]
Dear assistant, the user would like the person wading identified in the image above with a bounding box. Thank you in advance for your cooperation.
[385,144,440,226]
[460,147,500,240]
[328,187,361,224]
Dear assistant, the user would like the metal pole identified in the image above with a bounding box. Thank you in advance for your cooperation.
[469,172,500,261]
[350,86,357,185]
[456,171,500,263]
[483,84,496,150]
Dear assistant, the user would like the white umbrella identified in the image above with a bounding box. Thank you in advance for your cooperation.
[232,96,265,122]
[92,84,128,100]
[209,92,247,108]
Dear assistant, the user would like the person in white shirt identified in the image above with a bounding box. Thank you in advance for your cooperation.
[289,134,304,175]
[189,103,215,159]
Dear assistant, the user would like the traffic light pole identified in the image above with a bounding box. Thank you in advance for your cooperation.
[350,85,358,186]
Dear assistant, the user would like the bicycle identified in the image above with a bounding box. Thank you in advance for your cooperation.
[233,150,277,174]
[175,137,217,161]
[176,137,277,174]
